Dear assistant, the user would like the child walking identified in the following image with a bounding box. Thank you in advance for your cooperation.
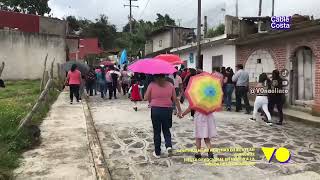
[129,80,144,111]
[180,106,218,159]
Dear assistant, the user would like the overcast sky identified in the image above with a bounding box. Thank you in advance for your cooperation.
[48,0,320,31]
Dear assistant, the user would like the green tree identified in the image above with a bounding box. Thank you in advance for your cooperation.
[0,0,51,15]
[206,24,225,38]
[80,15,117,50]
[154,13,176,28]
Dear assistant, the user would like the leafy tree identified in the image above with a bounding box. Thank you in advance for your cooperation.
[0,0,51,15]
[65,16,80,34]
[65,15,118,50]
[206,24,225,38]
[154,13,176,28]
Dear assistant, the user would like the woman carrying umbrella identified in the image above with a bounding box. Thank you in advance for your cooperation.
[66,64,81,104]
[129,58,182,158]
[144,74,182,158]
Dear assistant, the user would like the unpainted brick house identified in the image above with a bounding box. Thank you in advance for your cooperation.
[228,15,320,116]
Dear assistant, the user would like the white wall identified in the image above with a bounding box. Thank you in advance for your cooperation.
[176,43,236,73]
[245,49,275,82]
[152,31,172,52]
[0,30,66,80]
[202,44,236,73]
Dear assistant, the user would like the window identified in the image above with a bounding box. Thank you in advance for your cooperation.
[257,59,262,64]
[159,40,162,47]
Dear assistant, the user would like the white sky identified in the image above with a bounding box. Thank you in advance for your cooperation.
[48,0,320,31]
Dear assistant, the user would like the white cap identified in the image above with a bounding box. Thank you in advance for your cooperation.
[100,65,104,68]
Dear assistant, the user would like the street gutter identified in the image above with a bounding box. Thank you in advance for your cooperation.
[82,97,112,180]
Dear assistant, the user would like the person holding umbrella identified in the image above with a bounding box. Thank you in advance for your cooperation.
[179,72,222,159]
[129,58,182,158]
[66,64,81,104]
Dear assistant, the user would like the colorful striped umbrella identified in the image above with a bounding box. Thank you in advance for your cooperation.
[185,72,223,115]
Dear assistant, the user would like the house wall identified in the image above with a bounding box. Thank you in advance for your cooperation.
[0,30,66,80]
[152,31,172,52]
[39,16,67,36]
[236,31,320,115]
[176,43,236,73]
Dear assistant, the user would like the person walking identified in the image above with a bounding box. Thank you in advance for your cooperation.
[86,67,96,96]
[224,67,235,111]
[172,71,183,115]
[121,65,130,96]
[184,68,197,119]
[96,66,106,99]
[66,64,81,104]
[232,64,251,114]
[107,66,121,99]
[269,69,285,125]
[144,74,182,158]
[129,79,144,111]
[249,73,273,126]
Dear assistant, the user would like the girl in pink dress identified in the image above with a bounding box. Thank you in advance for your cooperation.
[180,106,218,159]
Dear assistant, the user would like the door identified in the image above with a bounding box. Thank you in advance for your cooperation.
[292,47,315,105]
[197,55,203,70]
[212,55,223,70]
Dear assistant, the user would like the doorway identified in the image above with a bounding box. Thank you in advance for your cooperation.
[197,55,203,70]
[291,46,315,106]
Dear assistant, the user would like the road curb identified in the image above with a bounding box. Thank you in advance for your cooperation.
[82,97,112,180]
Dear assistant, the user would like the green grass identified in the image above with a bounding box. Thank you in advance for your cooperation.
[0,80,59,179]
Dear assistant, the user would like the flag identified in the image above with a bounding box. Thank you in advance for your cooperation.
[120,49,127,65]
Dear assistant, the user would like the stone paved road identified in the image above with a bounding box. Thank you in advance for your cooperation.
[89,95,320,180]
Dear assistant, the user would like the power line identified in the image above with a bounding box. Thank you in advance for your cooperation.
[138,0,151,19]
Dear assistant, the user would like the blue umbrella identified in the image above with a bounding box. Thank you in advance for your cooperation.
[120,49,127,65]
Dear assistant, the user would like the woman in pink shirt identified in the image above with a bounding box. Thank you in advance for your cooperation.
[66,64,81,104]
[144,74,182,158]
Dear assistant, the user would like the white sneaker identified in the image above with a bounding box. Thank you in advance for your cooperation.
[167,147,173,155]
[153,152,160,159]
[266,122,273,126]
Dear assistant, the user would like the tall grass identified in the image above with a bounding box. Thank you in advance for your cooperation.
[0,80,59,179]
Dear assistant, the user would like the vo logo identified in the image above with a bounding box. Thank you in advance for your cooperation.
[261,147,291,163]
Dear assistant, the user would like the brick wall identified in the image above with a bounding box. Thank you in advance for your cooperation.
[236,31,320,115]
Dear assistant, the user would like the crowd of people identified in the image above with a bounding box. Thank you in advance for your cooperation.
[65,63,285,159]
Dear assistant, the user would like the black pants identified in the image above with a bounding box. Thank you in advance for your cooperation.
[69,85,80,102]
[235,86,251,113]
[269,95,284,123]
[122,83,128,95]
[151,107,172,155]
[107,82,117,99]
[86,81,95,96]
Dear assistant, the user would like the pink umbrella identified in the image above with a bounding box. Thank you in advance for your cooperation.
[155,54,184,65]
[128,58,177,74]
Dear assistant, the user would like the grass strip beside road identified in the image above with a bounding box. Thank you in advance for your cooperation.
[0,80,59,179]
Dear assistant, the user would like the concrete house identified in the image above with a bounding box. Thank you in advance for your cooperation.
[170,34,236,73]
[145,26,195,57]
[0,10,69,80]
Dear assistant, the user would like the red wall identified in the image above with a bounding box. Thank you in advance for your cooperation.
[0,10,39,33]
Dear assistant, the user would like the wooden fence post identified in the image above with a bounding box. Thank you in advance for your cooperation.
[40,54,48,91]
[18,79,53,130]
[0,61,5,78]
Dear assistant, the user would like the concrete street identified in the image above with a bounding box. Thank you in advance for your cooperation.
[89,95,320,180]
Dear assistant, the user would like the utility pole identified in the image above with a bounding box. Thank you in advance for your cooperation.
[204,16,208,38]
[196,0,201,69]
[272,0,275,16]
[258,0,262,16]
[236,0,239,17]
[124,0,139,33]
